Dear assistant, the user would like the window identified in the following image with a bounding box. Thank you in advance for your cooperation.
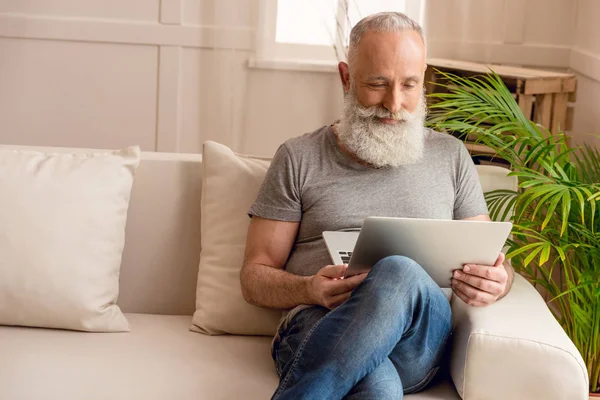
[256,0,425,64]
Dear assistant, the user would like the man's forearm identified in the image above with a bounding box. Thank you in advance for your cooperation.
[240,263,314,309]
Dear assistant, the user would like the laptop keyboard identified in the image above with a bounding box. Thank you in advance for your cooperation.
[338,251,353,264]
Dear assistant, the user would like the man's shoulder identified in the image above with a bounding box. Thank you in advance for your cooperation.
[281,125,331,156]
[424,128,465,153]
[424,128,464,146]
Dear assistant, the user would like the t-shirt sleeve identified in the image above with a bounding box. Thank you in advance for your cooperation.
[453,144,489,219]
[248,144,302,222]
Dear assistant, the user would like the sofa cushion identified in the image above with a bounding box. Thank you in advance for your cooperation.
[0,314,277,399]
[0,314,459,399]
[0,146,139,332]
[191,141,283,335]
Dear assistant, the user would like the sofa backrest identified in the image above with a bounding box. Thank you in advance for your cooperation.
[476,164,518,194]
[0,145,518,316]
[118,155,517,316]
[118,158,518,316]
[118,151,203,315]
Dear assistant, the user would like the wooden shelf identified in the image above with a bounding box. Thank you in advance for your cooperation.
[426,58,577,135]
[426,58,577,160]
[427,58,575,82]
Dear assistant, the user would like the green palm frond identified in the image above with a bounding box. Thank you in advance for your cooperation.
[484,189,518,222]
[426,69,600,393]
[574,143,600,184]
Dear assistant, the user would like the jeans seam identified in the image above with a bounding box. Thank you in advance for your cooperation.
[404,365,439,393]
[401,293,451,394]
[430,290,452,326]
[273,267,452,398]
[272,310,329,399]
[345,375,402,399]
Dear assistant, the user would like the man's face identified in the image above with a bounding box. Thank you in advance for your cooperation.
[336,30,428,168]
[344,30,426,120]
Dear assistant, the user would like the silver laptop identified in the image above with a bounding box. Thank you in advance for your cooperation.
[323,217,512,287]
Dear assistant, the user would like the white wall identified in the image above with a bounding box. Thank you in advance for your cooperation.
[424,0,600,148]
[0,0,342,157]
[241,69,343,156]
[570,0,600,148]
[425,0,573,67]
[0,37,159,150]
[0,0,598,157]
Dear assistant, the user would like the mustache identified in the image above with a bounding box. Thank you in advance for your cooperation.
[351,101,414,122]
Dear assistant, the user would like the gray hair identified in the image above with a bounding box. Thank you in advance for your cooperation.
[347,12,426,68]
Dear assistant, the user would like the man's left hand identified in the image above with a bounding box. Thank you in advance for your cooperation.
[451,252,508,307]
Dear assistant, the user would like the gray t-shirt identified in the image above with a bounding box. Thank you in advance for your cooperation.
[249,125,488,277]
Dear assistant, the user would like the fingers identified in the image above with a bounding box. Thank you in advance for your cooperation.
[451,278,496,306]
[452,284,487,307]
[453,252,508,306]
[325,274,367,308]
[461,263,508,284]
[313,267,367,309]
[452,269,504,296]
[494,252,506,268]
[319,264,347,279]
[329,273,367,296]
[325,292,351,309]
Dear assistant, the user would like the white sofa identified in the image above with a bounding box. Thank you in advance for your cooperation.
[0,146,590,400]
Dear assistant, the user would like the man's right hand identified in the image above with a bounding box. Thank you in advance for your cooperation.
[307,265,368,309]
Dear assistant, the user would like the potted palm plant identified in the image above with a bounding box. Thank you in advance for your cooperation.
[426,71,600,395]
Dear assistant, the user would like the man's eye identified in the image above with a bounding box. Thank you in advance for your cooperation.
[369,84,386,88]
[405,84,416,89]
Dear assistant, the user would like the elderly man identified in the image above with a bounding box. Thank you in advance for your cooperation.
[240,12,514,400]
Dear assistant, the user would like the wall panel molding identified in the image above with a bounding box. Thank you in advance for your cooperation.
[0,13,254,50]
[156,46,182,152]
[160,0,183,25]
[570,48,600,83]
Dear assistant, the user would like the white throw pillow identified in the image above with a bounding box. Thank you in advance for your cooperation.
[191,141,282,335]
[0,146,140,332]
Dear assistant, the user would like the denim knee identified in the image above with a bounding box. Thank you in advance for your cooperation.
[346,377,402,399]
[369,256,449,312]
[370,380,402,399]
[370,255,431,287]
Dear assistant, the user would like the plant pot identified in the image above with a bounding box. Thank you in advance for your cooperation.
[590,392,600,398]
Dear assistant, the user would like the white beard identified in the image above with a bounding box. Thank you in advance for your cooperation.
[337,87,427,168]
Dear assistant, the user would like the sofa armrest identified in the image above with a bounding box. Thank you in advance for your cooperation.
[449,273,589,400]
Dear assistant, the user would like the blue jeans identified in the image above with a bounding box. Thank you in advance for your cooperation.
[271,256,452,400]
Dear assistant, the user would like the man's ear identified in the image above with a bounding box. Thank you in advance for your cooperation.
[338,62,351,94]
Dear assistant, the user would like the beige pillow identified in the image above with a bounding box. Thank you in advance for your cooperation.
[191,141,282,335]
[0,146,140,332]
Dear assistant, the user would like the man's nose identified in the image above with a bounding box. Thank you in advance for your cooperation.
[383,85,404,115]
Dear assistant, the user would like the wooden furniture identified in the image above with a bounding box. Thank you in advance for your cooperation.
[425,58,578,160]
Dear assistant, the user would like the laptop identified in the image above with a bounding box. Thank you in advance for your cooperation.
[323,217,512,287]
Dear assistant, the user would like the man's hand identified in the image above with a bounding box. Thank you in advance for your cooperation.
[451,252,509,307]
[307,265,367,309]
